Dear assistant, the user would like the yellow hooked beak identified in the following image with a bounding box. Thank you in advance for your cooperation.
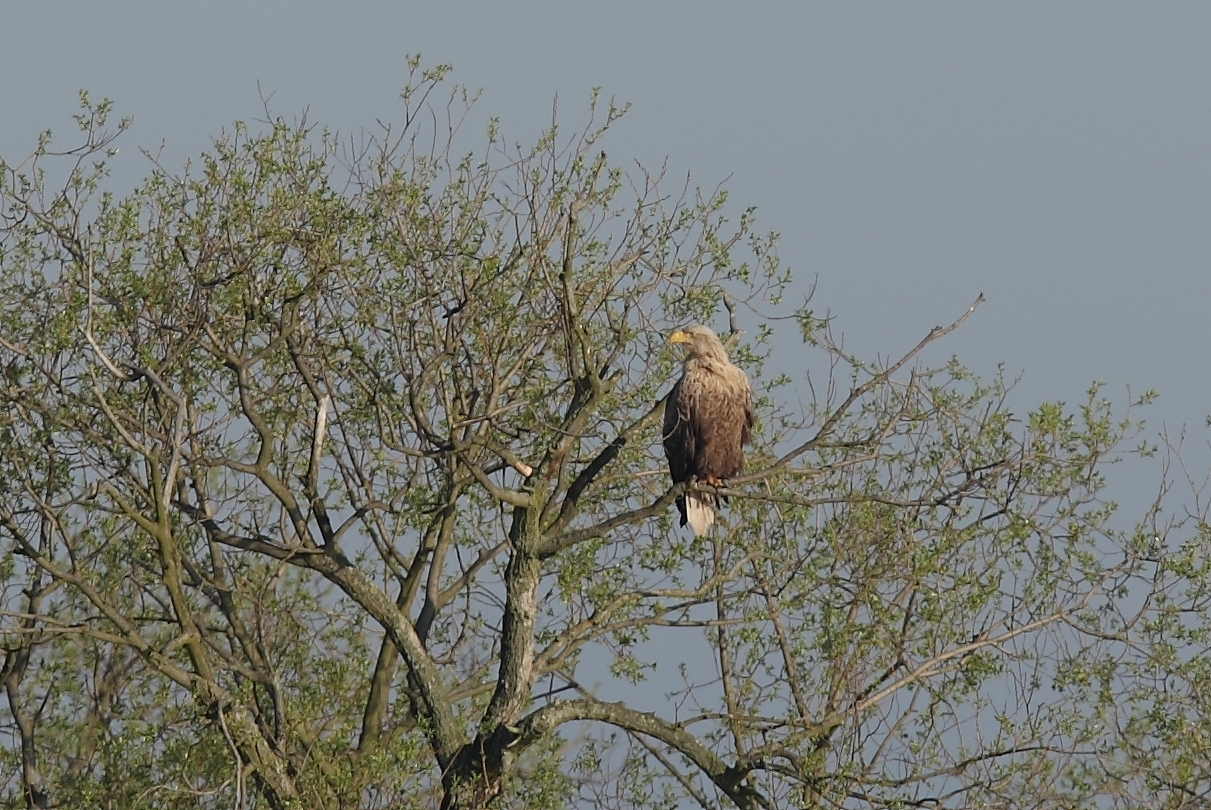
[669,330,692,345]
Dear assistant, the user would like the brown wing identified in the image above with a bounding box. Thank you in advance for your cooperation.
[662,377,695,526]
[662,378,691,482]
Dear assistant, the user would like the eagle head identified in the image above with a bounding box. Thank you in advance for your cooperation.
[669,324,727,360]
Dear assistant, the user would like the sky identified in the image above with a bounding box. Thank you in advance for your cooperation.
[4,2,1210,503]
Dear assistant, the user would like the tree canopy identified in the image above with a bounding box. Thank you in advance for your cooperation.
[1,63,1210,809]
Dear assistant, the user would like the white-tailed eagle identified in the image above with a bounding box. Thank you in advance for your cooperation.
[662,325,753,536]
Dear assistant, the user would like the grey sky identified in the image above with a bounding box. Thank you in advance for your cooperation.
[4,2,1210,492]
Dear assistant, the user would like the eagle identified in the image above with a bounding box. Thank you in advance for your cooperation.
[662,325,754,536]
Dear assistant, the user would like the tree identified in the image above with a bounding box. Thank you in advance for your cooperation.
[1,62,1209,809]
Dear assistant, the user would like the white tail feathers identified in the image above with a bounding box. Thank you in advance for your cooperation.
[684,493,716,537]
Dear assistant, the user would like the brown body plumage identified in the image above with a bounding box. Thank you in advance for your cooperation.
[662,325,754,536]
